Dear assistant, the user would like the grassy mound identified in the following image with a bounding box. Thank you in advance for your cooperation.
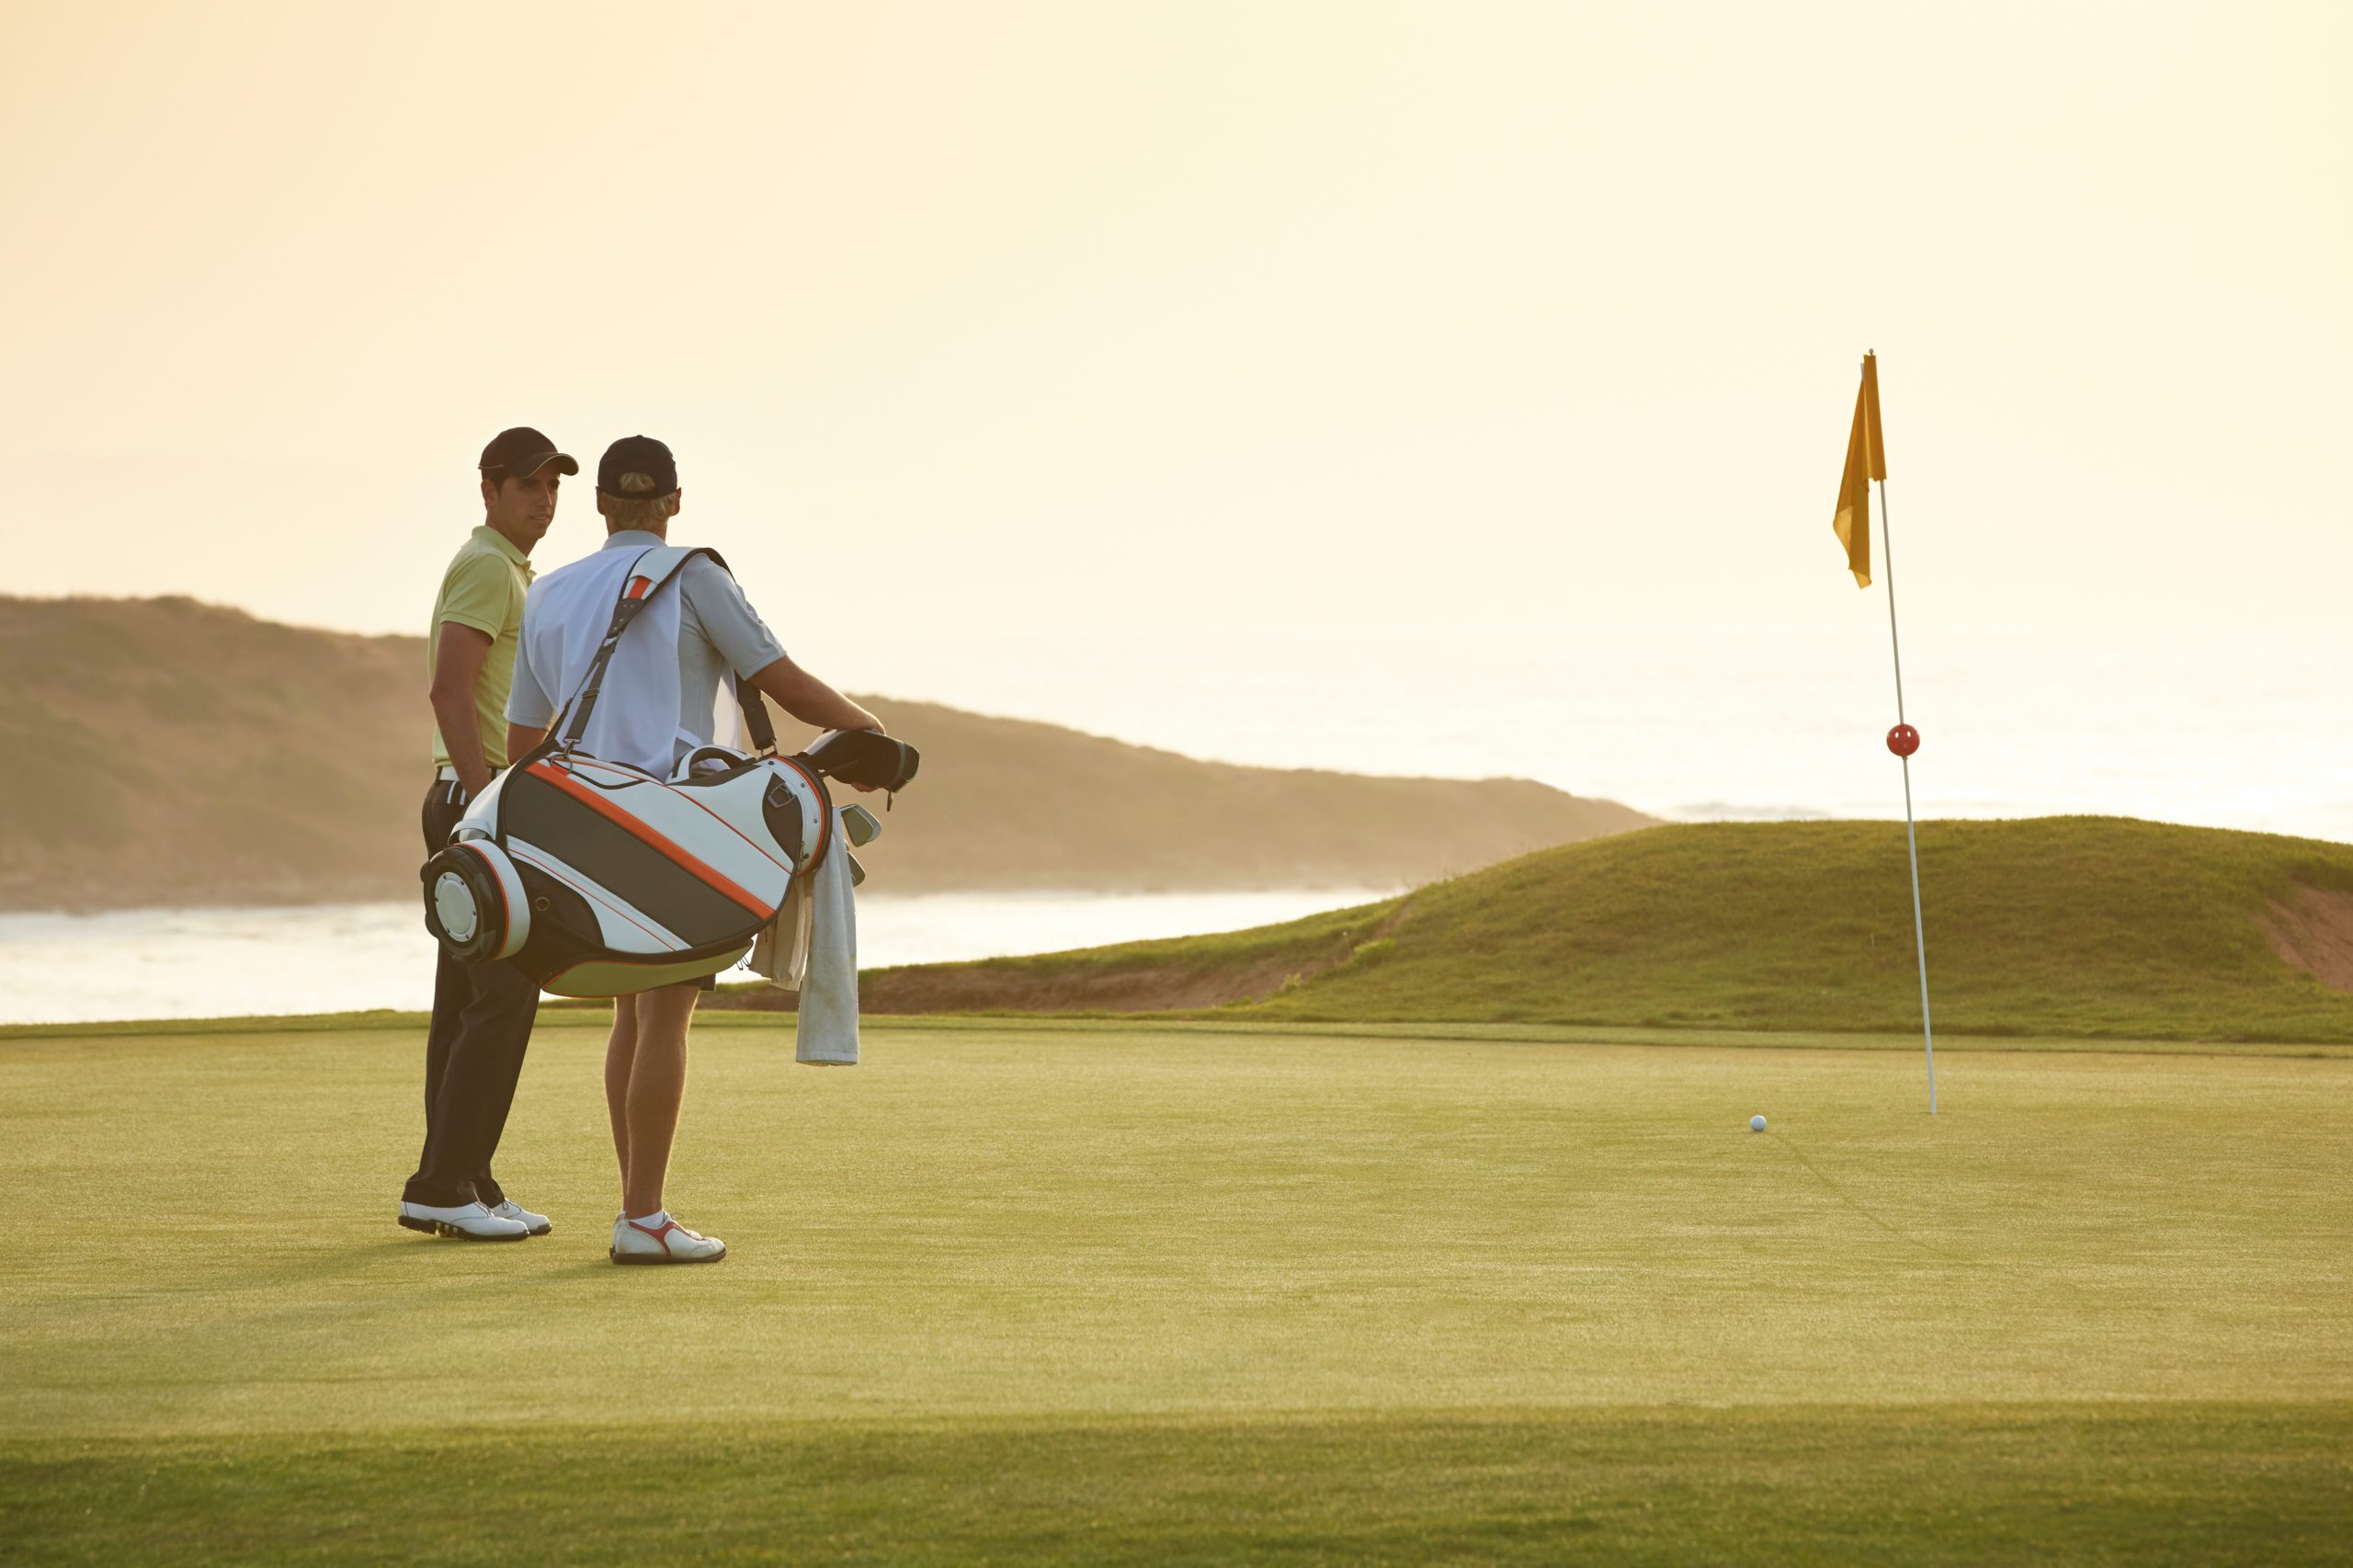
[813,817,2353,1041]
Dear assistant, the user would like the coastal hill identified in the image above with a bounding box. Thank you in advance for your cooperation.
[751,816,2353,1043]
[0,596,1652,912]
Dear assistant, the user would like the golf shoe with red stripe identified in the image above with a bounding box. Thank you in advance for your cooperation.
[609,1212,727,1265]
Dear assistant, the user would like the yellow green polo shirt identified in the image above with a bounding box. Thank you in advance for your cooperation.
[427,526,535,770]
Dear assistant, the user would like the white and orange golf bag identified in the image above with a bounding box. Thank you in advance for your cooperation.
[418,546,918,998]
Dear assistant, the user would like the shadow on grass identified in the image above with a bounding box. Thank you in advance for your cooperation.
[3,1403,2347,1566]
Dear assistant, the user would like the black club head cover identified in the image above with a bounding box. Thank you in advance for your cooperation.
[800,729,921,794]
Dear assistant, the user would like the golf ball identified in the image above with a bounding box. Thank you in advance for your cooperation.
[1749,1115,1768,1132]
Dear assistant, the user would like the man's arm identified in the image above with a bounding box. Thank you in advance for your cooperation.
[745,655,884,737]
[676,559,884,741]
[506,722,549,762]
[502,608,555,771]
[428,622,495,800]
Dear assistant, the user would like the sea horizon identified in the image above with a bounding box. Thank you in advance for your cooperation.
[844,619,2353,845]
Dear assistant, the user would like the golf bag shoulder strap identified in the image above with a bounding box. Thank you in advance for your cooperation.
[546,545,778,757]
[548,545,688,752]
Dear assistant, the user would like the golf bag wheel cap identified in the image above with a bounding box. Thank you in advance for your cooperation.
[432,872,479,942]
[419,842,529,964]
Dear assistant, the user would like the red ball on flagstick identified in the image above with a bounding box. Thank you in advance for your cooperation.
[1886,723,1921,757]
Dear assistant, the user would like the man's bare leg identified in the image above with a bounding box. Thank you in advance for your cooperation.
[620,982,698,1219]
[604,998,640,1200]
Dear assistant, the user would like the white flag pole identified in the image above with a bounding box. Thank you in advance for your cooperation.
[1875,474,1937,1114]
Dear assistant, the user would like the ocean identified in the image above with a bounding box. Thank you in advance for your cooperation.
[0,889,1398,1028]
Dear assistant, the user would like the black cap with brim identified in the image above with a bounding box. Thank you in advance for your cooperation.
[597,434,678,497]
[479,426,580,481]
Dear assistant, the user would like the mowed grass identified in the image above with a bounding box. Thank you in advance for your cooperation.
[865,817,2353,1041]
[3,1017,2348,1563]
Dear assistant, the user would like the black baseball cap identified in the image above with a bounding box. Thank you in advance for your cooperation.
[597,435,679,497]
[478,426,579,482]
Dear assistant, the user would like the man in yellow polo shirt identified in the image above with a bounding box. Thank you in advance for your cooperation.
[397,426,577,1243]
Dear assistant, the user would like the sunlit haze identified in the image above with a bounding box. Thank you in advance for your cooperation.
[5,2,2347,661]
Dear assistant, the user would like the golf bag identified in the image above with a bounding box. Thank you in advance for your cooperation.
[418,546,919,998]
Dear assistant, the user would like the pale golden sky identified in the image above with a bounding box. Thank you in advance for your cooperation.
[3,1,2347,651]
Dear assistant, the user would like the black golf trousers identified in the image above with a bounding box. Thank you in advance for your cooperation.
[404,778,540,1210]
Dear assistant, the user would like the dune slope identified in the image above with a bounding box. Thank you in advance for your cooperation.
[804,817,2353,1041]
[0,595,1648,909]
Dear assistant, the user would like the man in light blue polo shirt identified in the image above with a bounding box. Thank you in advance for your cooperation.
[506,435,882,1266]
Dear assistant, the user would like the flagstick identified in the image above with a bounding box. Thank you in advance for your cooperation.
[1876,477,1937,1114]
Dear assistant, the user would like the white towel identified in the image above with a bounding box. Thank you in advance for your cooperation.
[747,807,859,1065]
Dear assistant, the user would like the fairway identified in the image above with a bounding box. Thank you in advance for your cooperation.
[5,1018,2348,1562]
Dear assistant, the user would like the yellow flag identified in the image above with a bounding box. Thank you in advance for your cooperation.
[1832,352,1887,587]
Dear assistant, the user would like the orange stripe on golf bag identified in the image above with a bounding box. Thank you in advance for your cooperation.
[524,762,775,921]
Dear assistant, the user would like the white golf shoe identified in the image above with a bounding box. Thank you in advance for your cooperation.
[396,1199,530,1241]
[487,1199,551,1236]
[609,1211,727,1266]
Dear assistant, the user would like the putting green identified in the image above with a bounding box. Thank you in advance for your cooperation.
[3,1019,2347,1562]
